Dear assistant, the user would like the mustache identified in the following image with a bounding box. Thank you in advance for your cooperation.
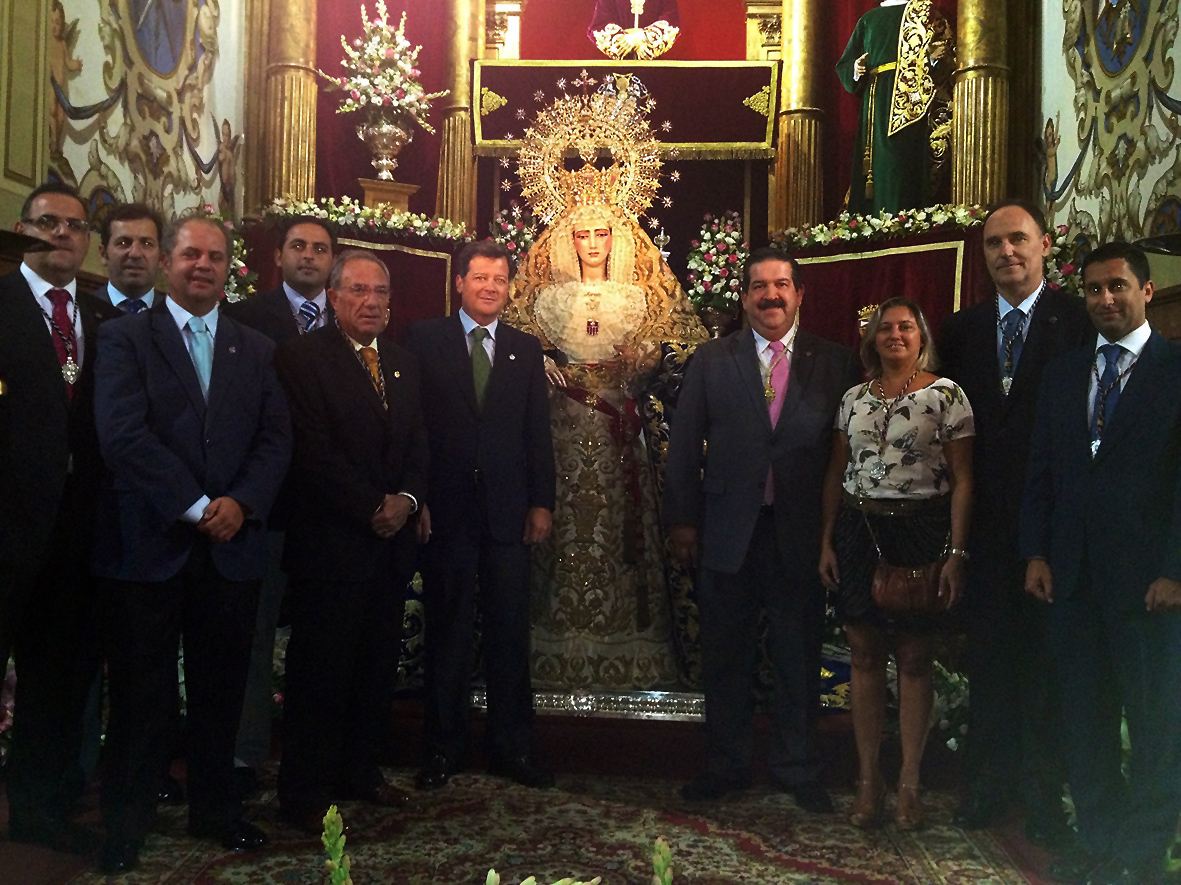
[757,297,786,310]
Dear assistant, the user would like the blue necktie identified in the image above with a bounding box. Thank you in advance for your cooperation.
[1091,343,1125,442]
[188,316,213,400]
[298,299,319,332]
[999,308,1026,376]
[124,298,146,314]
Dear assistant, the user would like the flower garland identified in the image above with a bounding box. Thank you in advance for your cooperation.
[488,201,539,270]
[203,206,257,303]
[318,1,448,133]
[684,211,749,311]
[771,203,1082,296]
[261,196,472,243]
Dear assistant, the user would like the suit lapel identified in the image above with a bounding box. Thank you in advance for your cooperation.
[729,329,772,433]
[1093,332,1165,462]
[442,315,480,415]
[205,309,236,418]
[776,331,816,432]
[151,303,207,419]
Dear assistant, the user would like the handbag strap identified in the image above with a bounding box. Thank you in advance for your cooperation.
[860,508,950,566]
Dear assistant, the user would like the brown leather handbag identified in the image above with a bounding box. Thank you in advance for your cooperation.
[863,513,949,613]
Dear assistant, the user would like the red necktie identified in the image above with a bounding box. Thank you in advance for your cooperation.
[46,288,77,398]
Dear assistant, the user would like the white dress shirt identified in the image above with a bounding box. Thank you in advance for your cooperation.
[107,284,156,312]
[282,282,328,330]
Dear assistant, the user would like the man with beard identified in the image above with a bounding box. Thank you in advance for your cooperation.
[96,203,164,314]
[226,215,335,797]
[1,181,119,854]
[664,245,860,808]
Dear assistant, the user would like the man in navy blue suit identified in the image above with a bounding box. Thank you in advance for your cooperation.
[404,240,556,791]
[96,203,164,314]
[1022,241,1181,885]
[93,215,291,873]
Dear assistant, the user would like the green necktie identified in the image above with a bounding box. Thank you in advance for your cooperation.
[471,326,492,409]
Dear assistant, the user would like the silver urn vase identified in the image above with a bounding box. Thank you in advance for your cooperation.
[357,117,413,180]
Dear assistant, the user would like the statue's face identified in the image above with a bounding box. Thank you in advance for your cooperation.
[573,225,612,273]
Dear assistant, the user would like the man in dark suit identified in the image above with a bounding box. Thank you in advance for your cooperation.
[93,215,291,873]
[96,203,164,313]
[1,182,119,854]
[227,214,335,341]
[226,214,334,796]
[664,245,860,808]
[938,199,1089,843]
[275,249,427,831]
[1022,241,1181,885]
[404,239,556,791]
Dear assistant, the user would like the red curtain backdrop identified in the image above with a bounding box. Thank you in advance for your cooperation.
[519,0,747,61]
[792,226,990,351]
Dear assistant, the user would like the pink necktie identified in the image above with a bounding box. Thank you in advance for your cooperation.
[765,339,789,504]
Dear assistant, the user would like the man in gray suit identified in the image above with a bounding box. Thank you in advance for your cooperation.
[97,203,164,314]
[664,245,860,808]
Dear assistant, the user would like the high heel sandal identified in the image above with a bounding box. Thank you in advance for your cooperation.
[848,776,886,829]
[895,781,925,831]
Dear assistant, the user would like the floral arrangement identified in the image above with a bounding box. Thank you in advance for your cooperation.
[202,206,258,303]
[489,201,539,269]
[319,0,448,132]
[772,203,1082,296]
[261,196,471,243]
[684,211,749,312]
[930,660,970,751]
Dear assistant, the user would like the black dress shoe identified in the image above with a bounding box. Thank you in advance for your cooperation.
[487,754,556,789]
[1049,847,1105,884]
[415,754,454,790]
[99,838,141,873]
[340,780,411,808]
[188,818,268,851]
[952,790,1010,829]
[789,781,835,814]
[680,772,749,802]
[159,772,187,804]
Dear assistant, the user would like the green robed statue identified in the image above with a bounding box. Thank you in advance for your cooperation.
[837,0,955,215]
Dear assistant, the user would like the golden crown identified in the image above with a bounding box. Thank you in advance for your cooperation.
[517,77,662,224]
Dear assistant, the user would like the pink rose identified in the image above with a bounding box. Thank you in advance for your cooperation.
[383,95,392,106]
[719,268,728,278]
[410,68,421,78]
[396,88,406,99]
[385,48,395,58]
[500,222,510,231]
[237,267,247,277]
[430,219,438,227]
[728,254,737,263]
[1061,262,1076,274]
[691,239,699,248]
[703,281,713,291]
[350,90,361,101]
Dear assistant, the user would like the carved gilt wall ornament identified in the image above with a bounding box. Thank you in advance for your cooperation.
[743,85,772,118]
[69,0,225,219]
[1047,0,1181,243]
[480,87,508,116]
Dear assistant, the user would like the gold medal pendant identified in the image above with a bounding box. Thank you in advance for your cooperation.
[1001,376,1012,395]
[764,382,775,404]
[62,358,79,384]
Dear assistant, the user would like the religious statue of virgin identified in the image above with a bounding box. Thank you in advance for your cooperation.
[505,77,706,691]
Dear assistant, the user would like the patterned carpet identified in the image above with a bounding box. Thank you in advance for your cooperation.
[63,768,1033,884]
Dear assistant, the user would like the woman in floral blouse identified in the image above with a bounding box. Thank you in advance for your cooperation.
[819,296,974,831]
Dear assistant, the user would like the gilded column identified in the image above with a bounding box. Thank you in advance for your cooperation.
[952,0,1008,207]
[436,0,483,227]
[262,0,318,205]
[775,0,823,230]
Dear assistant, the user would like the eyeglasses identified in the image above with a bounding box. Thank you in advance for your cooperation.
[347,284,391,299]
[23,214,90,234]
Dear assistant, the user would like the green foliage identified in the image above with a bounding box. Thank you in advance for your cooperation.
[322,805,353,885]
